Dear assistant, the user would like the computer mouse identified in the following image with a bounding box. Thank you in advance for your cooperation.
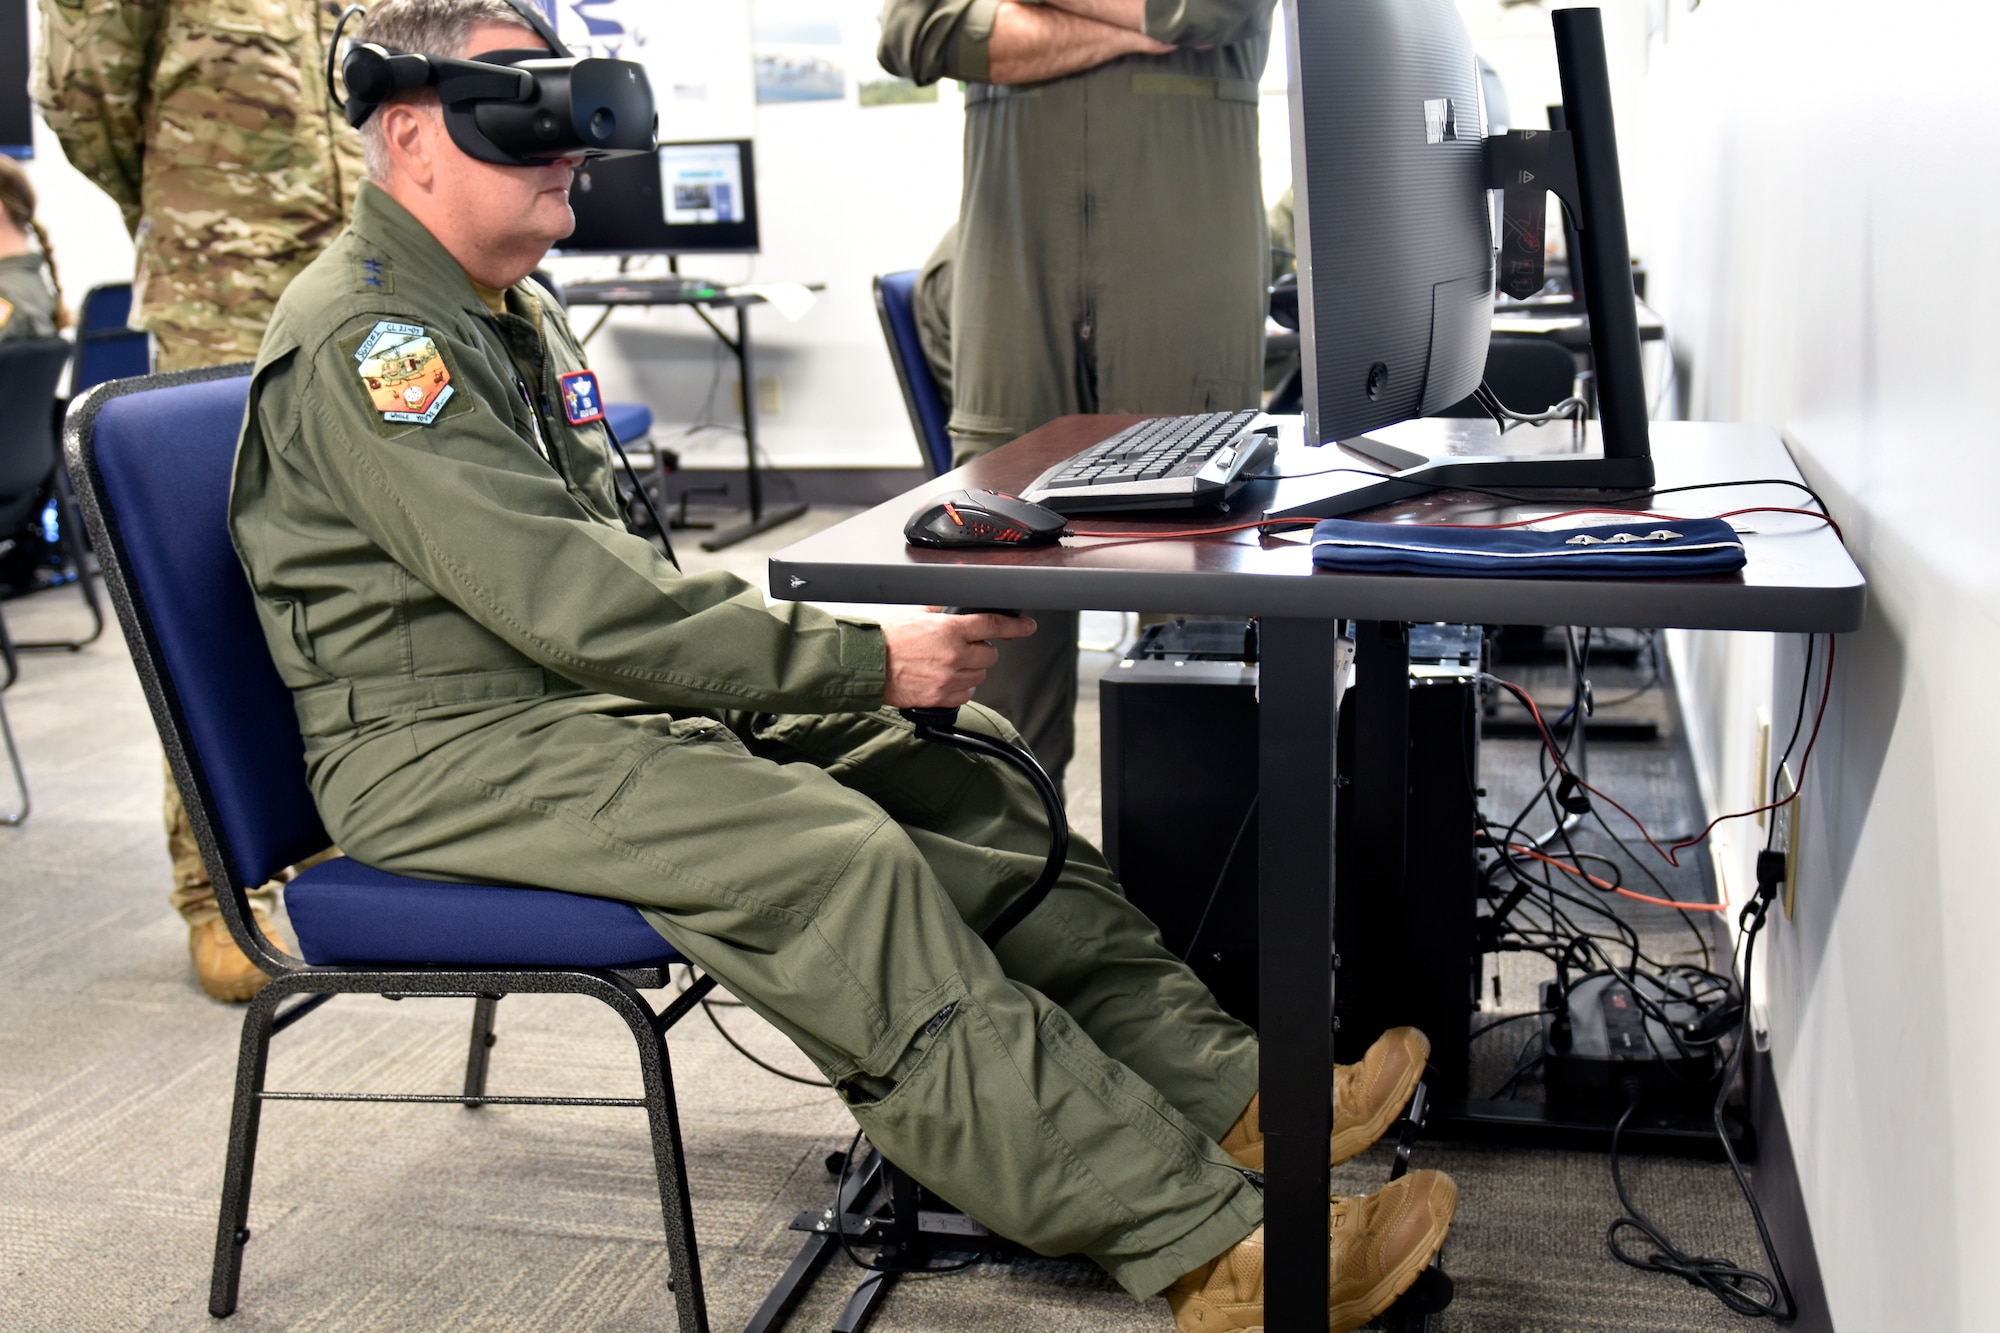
[904,489,1070,548]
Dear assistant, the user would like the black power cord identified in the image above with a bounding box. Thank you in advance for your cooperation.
[1604,856,1797,1320]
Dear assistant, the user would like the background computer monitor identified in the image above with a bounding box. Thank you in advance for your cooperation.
[1285,0,1494,446]
[2,0,34,158]
[560,139,760,256]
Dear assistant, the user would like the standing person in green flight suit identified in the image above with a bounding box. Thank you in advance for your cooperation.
[35,0,363,1001]
[877,0,1273,790]
[228,3,1456,1327]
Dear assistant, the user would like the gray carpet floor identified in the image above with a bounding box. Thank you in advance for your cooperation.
[1,513,1778,1331]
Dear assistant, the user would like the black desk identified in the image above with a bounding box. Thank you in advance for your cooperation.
[769,415,1864,1328]
[562,279,823,551]
[1491,295,1667,349]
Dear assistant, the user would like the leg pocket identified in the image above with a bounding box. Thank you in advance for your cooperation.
[588,716,741,821]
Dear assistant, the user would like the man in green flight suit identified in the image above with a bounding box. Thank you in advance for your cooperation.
[229,3,1456,1327]
[877,0,1273,789]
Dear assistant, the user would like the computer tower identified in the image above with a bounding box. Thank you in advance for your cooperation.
[1099,621,1483,1099]
[1099,623,1262,1026]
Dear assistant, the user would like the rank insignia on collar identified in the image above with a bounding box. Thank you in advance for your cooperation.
[559,369,607,425]
[354,321,453,424]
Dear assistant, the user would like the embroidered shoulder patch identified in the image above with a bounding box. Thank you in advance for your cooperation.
[356,256,394,294]
[354,321,454,425]
[559,369,606,425]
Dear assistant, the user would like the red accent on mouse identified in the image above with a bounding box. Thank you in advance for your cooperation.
[904,489,1070,549]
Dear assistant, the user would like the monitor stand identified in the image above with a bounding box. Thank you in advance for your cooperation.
[1271,7,1656,523]
[1260,416,1655,521]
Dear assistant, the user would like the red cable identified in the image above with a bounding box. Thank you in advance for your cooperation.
[1506,842,1730,914]
[1495,635,1836,870]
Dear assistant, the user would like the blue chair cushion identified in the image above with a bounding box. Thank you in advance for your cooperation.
[604,402,652,445]
[286,858,684,968]
[90,374,333,887]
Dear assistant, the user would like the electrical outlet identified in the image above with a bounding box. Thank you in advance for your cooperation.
[733,377,784,416]
[1770,760,1800,919]
[1753,707,1771,829]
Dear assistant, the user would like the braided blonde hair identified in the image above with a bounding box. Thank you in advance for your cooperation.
[0,157,73,332]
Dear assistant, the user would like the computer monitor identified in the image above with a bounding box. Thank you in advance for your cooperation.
[1286,0,1493,442]
[559,138,760,257]
[1270,2,1654,520]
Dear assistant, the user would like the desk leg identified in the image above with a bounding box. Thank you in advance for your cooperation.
[1258,618,1348,1328]
[699,303,808,551]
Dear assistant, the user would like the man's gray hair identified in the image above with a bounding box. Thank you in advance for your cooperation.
[354,0,542,181]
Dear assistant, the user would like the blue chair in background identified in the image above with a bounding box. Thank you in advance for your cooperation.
[76,281,131,331]
[71,283,152,396]
[872,270,953,476]
[0,337,102,650]
[66,365,719,1330]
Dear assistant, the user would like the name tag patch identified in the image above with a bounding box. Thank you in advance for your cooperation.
[354,320,454,425]
[559,369,606,425]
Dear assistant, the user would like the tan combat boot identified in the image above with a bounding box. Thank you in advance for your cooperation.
[190,908,287,1003]
[1219,1027,1430,1170]
[1166,1169,1458,1333]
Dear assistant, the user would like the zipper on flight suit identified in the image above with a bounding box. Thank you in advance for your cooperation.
[514,375,555,467]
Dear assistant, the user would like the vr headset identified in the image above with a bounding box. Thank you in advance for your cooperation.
[330,0,656,167]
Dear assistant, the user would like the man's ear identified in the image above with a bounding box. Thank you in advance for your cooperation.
[379,101,439,190]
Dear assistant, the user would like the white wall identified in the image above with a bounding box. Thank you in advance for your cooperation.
[1630,1,2000,1327]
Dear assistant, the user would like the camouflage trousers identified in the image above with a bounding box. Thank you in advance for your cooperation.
[163,758,277,925]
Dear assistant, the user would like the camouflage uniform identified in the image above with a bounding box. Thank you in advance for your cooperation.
[0,253,60,341]
[34,0,365,372]
[35,0,362,926]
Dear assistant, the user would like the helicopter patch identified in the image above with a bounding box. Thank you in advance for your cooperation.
[353,321,454,424]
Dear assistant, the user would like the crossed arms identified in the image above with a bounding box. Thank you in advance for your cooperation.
[878,0,1269,88]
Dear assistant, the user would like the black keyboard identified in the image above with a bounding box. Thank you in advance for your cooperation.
[560,276,726,305]
[1021,411,1275,514]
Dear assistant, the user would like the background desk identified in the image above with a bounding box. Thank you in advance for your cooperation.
[563,279,823,551]
[770,416,1864,1328]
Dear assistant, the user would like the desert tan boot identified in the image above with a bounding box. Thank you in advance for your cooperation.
[1165,1169,1458,1333]
[1219,1027,1431,1171]
[190,909,287,1003]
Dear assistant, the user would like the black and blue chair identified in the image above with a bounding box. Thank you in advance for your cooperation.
[0,336,102,650]
[65,365,719,1330]
[71,282,152,396]
[872,270,953,476]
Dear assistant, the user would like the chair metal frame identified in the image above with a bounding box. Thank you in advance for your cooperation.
[0,599,27,824]
[66,364,718,1331]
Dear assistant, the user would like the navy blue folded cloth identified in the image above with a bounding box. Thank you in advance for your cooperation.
[1309,516,1746,578]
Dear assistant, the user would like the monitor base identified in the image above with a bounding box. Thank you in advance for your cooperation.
[1259,418,1656,522]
